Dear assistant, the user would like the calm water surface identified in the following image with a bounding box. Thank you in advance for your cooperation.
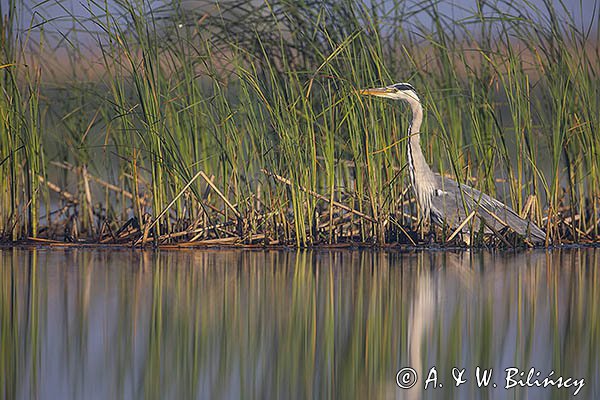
[1,248,599,399]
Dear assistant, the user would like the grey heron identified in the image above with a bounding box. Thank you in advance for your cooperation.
[361,83,546,245]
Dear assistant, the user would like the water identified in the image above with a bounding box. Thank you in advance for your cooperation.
[1,247,598,399]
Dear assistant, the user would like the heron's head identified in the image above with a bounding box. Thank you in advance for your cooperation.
[360,82,420,103]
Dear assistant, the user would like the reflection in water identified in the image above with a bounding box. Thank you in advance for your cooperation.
[1,248,598,399]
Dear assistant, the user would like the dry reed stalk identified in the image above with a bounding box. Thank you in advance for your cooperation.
[262,168,376,223]
[447,210,476,243]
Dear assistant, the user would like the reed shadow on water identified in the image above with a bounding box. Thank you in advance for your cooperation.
[1,247,598,399]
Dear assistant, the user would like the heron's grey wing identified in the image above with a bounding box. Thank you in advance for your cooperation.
[430,175,546,243]
[428,176,473,228]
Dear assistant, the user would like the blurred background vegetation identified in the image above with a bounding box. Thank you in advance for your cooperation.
[1,0,599,246]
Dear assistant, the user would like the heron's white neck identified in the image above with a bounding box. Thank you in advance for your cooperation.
[405,96,437,216]
[407,97,423,146]
[406,97,431,171]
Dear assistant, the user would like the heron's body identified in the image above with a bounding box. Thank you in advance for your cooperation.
[361,83,546,244]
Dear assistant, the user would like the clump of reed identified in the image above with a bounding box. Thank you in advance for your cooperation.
[1,0,599,247]
[1,0,45,241]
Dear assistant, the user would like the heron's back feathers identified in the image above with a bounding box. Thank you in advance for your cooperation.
[429,175,546,244]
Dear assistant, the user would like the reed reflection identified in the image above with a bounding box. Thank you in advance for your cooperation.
[1,248,598,399]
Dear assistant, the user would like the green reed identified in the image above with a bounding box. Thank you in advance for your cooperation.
[0,0,45,240]
[1,0,599,245]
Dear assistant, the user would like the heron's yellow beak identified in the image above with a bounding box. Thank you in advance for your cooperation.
[359,87,395,97]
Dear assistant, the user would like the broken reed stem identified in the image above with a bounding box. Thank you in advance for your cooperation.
[388,216,417,246]
[480,218,513,247]
[39,176,78,204]
[199,171,242,219]
[136,169,206,246]
[51,160,147,204]
[155,221,234,242]
[262,168,376,223]
[447,210,476,243]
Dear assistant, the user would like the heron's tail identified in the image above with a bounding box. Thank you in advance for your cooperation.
[480,205,546,244]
